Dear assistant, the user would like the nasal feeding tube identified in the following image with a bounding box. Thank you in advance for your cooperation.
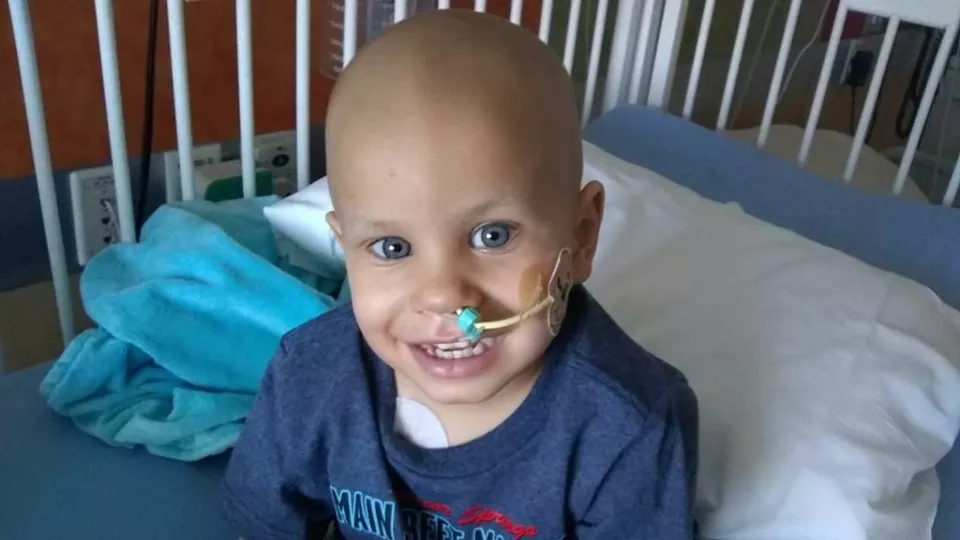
[455,295,553,342]
[453,248,574,342]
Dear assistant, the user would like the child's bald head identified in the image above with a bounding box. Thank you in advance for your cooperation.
[326,9,583,210]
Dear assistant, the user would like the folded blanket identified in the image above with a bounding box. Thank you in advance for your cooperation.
[40,197,338,461]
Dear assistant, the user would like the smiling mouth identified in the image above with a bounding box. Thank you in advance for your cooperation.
[418,337,497,360]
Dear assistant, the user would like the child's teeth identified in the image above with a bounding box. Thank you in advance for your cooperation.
[420,338,493,360]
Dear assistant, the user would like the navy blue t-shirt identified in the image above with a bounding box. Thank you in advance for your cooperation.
[223,286,699,539]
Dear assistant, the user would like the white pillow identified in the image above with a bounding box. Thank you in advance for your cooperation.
[582,141,960,540]
[262,177,345,281]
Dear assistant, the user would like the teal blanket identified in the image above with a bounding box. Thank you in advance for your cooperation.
[40,197,339,461]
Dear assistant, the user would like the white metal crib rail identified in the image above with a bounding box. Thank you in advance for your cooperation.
[677,0,960,207]
[6,0,675,347]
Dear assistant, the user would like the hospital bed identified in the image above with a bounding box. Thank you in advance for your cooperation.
[2,0,960,538]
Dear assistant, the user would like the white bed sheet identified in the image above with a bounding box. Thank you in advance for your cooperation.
[726,125,928,203]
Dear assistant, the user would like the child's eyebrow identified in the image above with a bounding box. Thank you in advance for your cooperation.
[342,197,523,237]
[343,218,397,237]
[462,197,522,219]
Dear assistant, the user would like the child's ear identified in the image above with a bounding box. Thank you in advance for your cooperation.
[571,180,605,283]
[326,212,344,245]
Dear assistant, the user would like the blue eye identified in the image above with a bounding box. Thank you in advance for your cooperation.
[369,237,412,260]
[470,222,513,250]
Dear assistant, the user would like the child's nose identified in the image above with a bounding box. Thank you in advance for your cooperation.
[413,263,483,317]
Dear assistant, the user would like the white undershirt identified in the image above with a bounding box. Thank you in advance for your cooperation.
[394,397,449,449]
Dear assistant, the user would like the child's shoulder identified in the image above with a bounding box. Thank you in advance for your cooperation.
[280,301,360,360]
[266,302,366,394]
[557,288,696,431]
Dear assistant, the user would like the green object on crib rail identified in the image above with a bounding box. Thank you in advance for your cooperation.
[203,172,273,202]
[195,161,274,203]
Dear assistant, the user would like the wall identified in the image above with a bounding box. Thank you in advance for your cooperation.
[678,0,830,64]
[671,0,924,154]
[0,0,341,179]
[0,0,547,179]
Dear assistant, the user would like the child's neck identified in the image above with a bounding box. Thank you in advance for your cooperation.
[396,360,544,447]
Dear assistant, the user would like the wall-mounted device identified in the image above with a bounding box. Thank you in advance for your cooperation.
[162,143,223,203]
[253,131,297,192]
[69,165,119,266]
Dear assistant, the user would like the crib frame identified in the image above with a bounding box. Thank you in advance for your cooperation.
[6,0,960,350]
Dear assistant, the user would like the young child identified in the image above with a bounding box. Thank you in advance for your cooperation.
[223,9,698,539]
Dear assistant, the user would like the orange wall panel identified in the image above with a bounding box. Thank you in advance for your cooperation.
[0,1,541,180]
[0,0,335,179]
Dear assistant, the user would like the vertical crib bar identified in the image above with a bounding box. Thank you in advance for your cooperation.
[682,0,714,119]
[757,0,801,147]
[602,0,637,111]
[509,0,523,24]
[344,0,359,64]
[582,0,611,126]
[843,18,899,183]
[799,2,848,166]
[562,0,583,73]
[538,0,554,41]
[237,0,256,198]
[894,23,959,196]
[627,0,657,104]
[163,153,180,202]
[166,0,195,201]
[716,0,754,131]
[93,0,136,242]
[8,0,76,344]
[646,0,688,109]
[397,0,409,21]
[944,155,960,207]
[296,0,311,191]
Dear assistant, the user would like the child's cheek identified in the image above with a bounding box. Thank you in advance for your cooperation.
[517,263,545,308]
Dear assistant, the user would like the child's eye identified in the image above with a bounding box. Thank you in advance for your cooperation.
[369,236,412,260]
[469,222,514,250]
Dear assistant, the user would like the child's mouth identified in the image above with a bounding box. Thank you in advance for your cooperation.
[409,337,500,379]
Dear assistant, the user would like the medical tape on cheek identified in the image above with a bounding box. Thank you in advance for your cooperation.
[454,248,574,341]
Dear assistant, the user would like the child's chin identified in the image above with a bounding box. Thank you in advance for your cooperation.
[417,381,508,406]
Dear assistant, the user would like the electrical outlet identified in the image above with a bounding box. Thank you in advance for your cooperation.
[254,131,297,185]
[163,143,223,201]
[69,165,118,266]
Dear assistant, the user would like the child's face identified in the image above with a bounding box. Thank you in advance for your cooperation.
[327,112,600,406]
